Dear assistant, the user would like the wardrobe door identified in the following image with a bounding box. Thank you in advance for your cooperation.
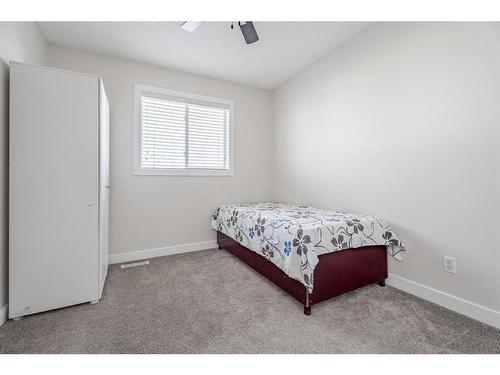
[9,63,100,318]
[98,81,110,296]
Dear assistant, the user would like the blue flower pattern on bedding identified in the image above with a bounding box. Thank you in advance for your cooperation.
[211,203,405,293]
[284,241,292,256]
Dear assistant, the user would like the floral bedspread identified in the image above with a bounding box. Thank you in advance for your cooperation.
[211,203,405,293]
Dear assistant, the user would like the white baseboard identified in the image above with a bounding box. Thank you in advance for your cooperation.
[109,240,217,265]
[387,274,500,329]
[0,303,7,327]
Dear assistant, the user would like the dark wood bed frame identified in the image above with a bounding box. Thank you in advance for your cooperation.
[217,231,387,315]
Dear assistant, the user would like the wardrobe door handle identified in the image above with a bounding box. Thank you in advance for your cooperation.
[105,185,110,189]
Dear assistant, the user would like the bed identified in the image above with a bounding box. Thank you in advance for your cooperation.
[211,203,405,315]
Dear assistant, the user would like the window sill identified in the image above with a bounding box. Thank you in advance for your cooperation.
[134,168,234,177]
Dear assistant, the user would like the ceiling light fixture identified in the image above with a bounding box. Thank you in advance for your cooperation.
[181,21,260,45]
[180,21,203,32]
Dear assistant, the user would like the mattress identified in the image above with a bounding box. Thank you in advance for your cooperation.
[211,203,405,292]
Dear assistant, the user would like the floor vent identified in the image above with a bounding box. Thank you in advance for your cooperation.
[120,260,150,269]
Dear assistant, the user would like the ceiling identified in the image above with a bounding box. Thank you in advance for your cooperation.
[38,22,371,90]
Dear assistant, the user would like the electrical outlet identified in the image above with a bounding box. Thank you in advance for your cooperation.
[443,256,457,274]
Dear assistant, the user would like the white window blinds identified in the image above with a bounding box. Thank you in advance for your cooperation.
[139,90,231,174]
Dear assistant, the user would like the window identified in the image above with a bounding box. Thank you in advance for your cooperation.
[134,84,234,176]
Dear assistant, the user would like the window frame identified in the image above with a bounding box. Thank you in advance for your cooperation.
[134,84,235,176]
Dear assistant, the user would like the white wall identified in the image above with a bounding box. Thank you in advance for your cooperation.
[47,45,274,257]
[0,22,48,322]
[273,22,500,312]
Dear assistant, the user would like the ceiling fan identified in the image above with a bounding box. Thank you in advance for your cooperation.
[180,21,260,44]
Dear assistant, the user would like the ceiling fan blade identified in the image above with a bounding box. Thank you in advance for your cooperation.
[239,21,259,44]
[180,21,203,32]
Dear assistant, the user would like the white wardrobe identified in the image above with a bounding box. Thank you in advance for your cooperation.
[9,62,110,319]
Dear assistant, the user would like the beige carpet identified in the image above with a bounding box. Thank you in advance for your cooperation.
[0,249,499,353]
